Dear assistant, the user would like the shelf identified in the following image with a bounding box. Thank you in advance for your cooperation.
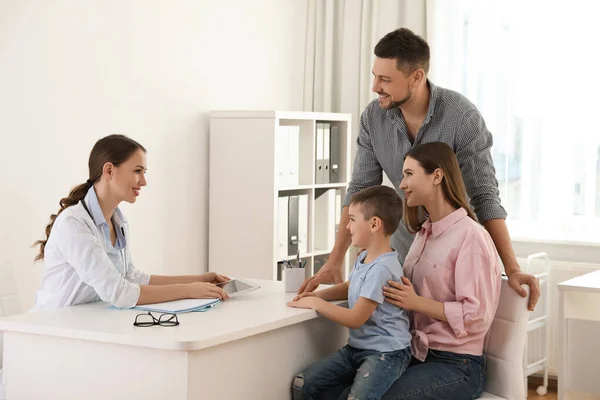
[209,110,352,281]
[278,183,347,192]
[209,110,352,121]
[314,183,347,189]
[278,185,314,192]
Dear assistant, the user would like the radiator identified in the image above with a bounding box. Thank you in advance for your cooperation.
[525,259,600,377]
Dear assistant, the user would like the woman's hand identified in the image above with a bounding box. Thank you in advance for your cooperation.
[187,282,229,300]
[383,276,422,311]
[287,295,322,310]
[199,272,230,284]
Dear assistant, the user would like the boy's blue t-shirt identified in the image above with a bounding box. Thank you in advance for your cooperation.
[347,250,411,352]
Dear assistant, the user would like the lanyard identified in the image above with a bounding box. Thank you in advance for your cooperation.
[80,200,128,277]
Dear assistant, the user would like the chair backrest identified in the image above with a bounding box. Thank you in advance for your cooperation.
[0,261,21,368]
[482,276,529,399]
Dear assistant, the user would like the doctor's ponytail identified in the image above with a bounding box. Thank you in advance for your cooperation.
[33,182,92,261]
[33,134,146,261]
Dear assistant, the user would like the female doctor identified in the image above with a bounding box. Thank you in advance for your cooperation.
[33,134,229,309]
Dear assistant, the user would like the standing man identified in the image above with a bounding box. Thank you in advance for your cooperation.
[299,28,539,310]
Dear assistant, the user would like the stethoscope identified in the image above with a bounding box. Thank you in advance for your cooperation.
[80,199,128,277]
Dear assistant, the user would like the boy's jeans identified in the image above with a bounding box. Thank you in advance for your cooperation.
[292,345,411,400]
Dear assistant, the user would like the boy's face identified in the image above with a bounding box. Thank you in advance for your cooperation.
[346,204,373,249]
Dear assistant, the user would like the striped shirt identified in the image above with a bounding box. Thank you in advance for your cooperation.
[343,80,507,263]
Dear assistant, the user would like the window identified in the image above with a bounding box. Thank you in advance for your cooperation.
[429,0,600,242]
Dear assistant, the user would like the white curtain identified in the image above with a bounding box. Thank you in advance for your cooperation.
[302,0,429,170]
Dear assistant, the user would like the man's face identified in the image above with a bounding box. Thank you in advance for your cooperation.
[372,57,414,109]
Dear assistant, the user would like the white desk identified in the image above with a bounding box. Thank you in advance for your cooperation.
[558,269,600,400]
[0,280,348,400]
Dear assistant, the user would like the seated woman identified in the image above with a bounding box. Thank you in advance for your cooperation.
[322,141,502,400]
[33,134,229,309]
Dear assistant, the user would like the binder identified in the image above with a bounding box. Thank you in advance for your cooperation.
[314,189,336,251]
[329,125,340,183]
[335,189,342,234]
[288,195,299,256]
[287,125,300,186]
[313,254,329,274]
[315,123,325,184]
[278,196,289,260]
[276,126,289,186]
[298,194,308,254]
[322,123,330,184]
[277,261,284,281]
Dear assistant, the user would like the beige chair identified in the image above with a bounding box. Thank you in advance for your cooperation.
[479,277,530,399]
[0,261,21,400]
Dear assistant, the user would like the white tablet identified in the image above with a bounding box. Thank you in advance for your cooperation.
[216,278,261,297]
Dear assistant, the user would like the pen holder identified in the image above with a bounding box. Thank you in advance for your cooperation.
[284,266,305,293]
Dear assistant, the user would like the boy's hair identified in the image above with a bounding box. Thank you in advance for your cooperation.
[349,185,403,236]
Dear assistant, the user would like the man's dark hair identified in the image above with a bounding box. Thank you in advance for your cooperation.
[374,28,430,74]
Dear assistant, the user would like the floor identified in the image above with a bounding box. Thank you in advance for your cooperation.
[527,385,557,400]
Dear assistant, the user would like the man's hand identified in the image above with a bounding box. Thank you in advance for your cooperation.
[507,270,540,311]
[292,291,319,302]
[297,261,344,294]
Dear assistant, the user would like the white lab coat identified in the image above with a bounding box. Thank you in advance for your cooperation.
[34,191,150,309]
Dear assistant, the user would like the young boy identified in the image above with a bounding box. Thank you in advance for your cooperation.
[288,185,411,400]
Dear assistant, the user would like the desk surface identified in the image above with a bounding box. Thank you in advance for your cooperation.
[558,269,600,293]
[0,279,338,351]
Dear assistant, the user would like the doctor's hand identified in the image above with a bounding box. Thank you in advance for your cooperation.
[188,282,229,300]
[199,272,230,285]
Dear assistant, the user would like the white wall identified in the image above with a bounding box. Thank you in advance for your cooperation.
[0,0,308,310]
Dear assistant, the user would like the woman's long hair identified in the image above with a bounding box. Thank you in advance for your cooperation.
[403,142,476,233]
[33,134,146,261]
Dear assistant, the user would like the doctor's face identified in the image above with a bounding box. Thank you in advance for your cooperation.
[110,149,147,204]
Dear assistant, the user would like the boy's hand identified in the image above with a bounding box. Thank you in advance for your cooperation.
[287,296,322,310]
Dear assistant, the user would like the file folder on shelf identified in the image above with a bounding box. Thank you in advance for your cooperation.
[275,125,300,186]
[287,125,299,186]
[298,194,308,254]
[276,126,289,186]
[278,196,289,260]
[322,123,330,184]
[335,189,342,234]
[314,189,336,251]
[330,125,340,183]
[314,254,329,274]
[288,195,299,256]
[316,123,325,184]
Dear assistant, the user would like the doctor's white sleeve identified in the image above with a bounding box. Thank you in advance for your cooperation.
[126,253,151,286]
[54,216,141,308]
